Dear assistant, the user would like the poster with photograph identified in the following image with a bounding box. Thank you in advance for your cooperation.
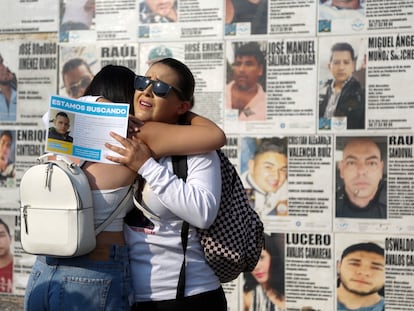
[240,135,333,232]
[139,41,225,126]
[225,0,317,37]
[318,0,414,35]
[138,0,223,41]
[318,36,366,132]
[225,39,317,135]
[59,42,138,98]
[0,33,58,123]
[46,96,129,163]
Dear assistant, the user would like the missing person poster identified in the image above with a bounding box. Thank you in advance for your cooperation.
[45,95,129,163]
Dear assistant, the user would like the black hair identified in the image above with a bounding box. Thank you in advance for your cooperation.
[0,130,12,141]
[62,58,93,79]
[330,42,355,62]
[0,218,11,236]
[341,242,384,261]
[337,242,385,295]
[243,233,285,298]
[82,65,136,114]
[55,111,70,120]
[151,57,195,107]
[235,42,265,66]
[343,137,383,161]
[255,137,287,157]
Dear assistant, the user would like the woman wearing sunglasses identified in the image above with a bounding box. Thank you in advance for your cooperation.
[127,74,225,159]
[106,58,227,311]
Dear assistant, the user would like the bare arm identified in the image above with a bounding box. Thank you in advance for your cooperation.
[106,112,226,171]
[132,111,226,158]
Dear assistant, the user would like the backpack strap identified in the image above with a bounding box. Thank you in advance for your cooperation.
[94,184,134,235]
[38,153,134,236]
[172,155,189,300]
[81,158,134,235]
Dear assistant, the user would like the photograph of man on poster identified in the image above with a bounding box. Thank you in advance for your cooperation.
[319,41,365,130]
[61,58,94,99]
[241,137,288,217]
[226,41,267,121]
[0,54,17,122]
[336,241,384,311]
[319,0,365,21]
[48,111,74,143]
[225,0,268,35]
[335,137,387,219]
[0,130,15,187]
[60,0,96,32]
[139,0,177,24]
[0,218,13,293]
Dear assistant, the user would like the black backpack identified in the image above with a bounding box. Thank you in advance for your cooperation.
[173,150,264,286]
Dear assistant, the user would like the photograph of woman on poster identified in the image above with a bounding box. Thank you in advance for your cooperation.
[243,233,285,311]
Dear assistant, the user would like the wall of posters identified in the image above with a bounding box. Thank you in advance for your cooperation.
[0,0,412,309]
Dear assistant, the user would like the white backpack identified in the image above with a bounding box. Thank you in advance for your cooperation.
[19,154,132,257]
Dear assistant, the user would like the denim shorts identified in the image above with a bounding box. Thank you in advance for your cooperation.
[24,245,132,311]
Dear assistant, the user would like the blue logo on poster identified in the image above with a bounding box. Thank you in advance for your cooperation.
[318,20,331,32]
[338,222,348,229]
[139,26,150,38]
[352,19,365,31]
[319,118,331,130]
[225,24,236,36]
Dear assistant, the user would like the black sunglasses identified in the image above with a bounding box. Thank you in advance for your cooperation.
[67,76,92,97]
[134,75,186,100]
